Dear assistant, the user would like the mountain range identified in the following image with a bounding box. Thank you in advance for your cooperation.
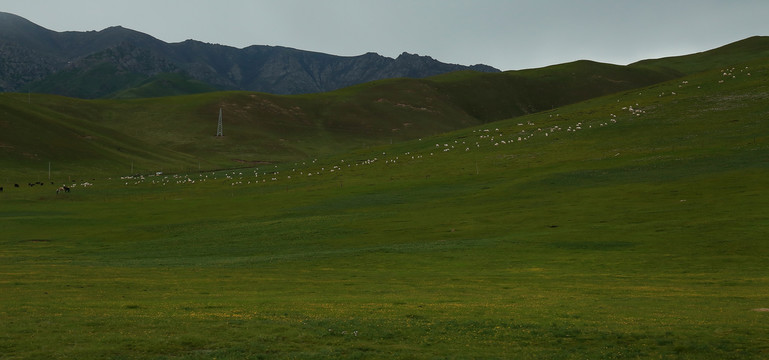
[0,11,499,98]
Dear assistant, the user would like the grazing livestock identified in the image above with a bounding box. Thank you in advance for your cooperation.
[56,186,70,194]
[0,187,3,192]
[14,184,19,188]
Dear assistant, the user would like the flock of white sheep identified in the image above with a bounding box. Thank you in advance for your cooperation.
[116,100,646,189]
[113,65,751,190]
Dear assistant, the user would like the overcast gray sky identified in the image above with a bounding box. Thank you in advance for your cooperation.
[4,0,768,71]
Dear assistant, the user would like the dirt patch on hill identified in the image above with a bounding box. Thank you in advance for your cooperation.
[233,159,273,165]
[21,239,51,243]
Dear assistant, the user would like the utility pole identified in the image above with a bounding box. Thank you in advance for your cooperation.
[216,108,223,136]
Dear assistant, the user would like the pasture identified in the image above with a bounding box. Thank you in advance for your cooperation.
[2,60,769,359]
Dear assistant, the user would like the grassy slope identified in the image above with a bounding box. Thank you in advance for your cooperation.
[1,59,681,179]
[1,55,768,358]
[0,93,202,180]
[630,36,769,75]
[430,59,674,121]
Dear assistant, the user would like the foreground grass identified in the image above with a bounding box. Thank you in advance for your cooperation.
[2,60,769,359]
[5,178,768,359]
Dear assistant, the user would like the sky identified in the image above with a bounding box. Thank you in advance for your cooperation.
[3,0,769,71]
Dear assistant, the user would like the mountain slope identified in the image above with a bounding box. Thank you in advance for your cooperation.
[0,12,499,98]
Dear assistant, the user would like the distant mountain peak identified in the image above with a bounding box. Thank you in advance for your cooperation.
[396,52,434,60]
[0,11,32,23]
[0,11,49,36]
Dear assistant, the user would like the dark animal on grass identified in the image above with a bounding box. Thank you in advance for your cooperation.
[56,186,70,194]
[0,187,3,192]
[14,184,19,188]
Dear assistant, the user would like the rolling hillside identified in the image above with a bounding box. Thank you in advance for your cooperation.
[631,35,769,75]
[1,36,768,180]
[1,58,678,178]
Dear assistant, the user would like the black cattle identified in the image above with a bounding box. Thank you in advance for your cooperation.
[0,187,3,192]
[14,184,19,188]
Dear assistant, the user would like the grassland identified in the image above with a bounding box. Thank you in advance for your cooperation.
[2,52,768,359]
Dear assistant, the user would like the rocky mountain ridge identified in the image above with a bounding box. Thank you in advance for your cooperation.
[0,12,499,98]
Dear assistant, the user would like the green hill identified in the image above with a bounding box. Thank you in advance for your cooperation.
[0,93,201,179]
[1,56,688,179]
[630,35,769,75]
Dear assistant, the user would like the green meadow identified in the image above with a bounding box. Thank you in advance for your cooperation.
[2,51,769,358]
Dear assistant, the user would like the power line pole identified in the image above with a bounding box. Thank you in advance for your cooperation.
[216,108,223,136]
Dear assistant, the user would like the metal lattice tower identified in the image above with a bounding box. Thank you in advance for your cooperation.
[216,108,223,136]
